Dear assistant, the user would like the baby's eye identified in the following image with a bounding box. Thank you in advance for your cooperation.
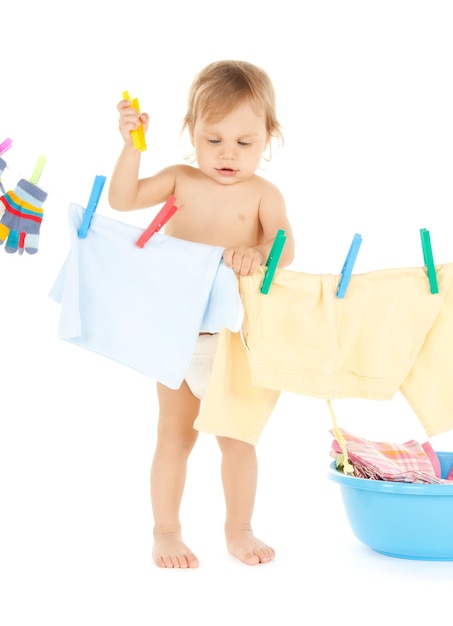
[238,141,250,146]
[208,139,221,144]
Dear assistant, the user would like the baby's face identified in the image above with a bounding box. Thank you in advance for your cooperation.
[190,101,269,185]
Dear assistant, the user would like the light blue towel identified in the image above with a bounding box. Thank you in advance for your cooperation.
[49,204,243,388]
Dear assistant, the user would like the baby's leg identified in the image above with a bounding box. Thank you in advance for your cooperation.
[217,436,275,565]
[151,381,201,568]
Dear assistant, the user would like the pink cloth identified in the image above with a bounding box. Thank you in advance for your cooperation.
[330,428,451,484]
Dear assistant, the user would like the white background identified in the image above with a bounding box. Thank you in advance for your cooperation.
[2,1,453,624]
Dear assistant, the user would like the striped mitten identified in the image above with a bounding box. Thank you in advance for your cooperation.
[0,178,47,254]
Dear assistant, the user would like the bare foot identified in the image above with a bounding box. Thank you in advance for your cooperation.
[226,528,275,565]
[152,531,199,569]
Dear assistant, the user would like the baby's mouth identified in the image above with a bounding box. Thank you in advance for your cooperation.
[217,167,237,175]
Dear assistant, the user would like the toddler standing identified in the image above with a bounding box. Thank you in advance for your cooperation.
[108,60,295,567]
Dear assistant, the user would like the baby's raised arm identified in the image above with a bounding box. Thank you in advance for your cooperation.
[109,99,177,213]
[108,98,150,211]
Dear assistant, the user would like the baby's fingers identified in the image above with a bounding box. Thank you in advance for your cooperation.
[223,247,263,276]
[139,112,150,134]
[223,247,235,268]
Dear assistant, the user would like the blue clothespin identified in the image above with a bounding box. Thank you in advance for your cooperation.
[78,175,107,238]
[420,228,439,294]
[336,233,362,298]
[260,229,286,294]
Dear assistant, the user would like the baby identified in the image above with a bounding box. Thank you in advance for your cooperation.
[108,60,295,567]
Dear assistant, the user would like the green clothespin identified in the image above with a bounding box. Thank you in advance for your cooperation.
[420,228,439,294]
[29,155,47,185]
[260,229,286,294]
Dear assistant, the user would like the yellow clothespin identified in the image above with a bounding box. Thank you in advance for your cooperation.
[122,91,147,152]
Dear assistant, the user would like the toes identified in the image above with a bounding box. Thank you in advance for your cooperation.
[186,554,200,568]
[257,547,275,563]
[154,551,199,569]
[245,548,274,565]
[244,553,260,565]
[160,554,175,568]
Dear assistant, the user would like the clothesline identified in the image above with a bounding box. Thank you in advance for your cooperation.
[0,160,106,209]
[0,140,447,287]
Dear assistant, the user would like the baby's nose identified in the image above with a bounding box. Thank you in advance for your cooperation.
[220,144,236,159]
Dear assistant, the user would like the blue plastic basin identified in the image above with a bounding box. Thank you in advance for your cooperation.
[328,451,453,560]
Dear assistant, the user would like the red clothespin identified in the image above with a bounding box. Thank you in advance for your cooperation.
[135,196,178,248]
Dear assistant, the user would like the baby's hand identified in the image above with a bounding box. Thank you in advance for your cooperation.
[117,99,149,145]
[223,247,264,276]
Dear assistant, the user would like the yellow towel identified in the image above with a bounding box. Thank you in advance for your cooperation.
[240,264,453,399]
[401,270,453,436]
[194,328,280,445]
[194,263,453,443]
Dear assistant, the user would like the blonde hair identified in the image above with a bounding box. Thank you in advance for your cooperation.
[182,60,283,147]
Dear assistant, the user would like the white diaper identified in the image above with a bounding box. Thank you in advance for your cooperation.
[185,334,219,400]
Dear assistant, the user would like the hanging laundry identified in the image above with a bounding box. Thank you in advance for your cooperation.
[194,263,453,444]
[49,204,243,389]
[329,428,451,484]
[0,177,47,254]
[194,327,281,444]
